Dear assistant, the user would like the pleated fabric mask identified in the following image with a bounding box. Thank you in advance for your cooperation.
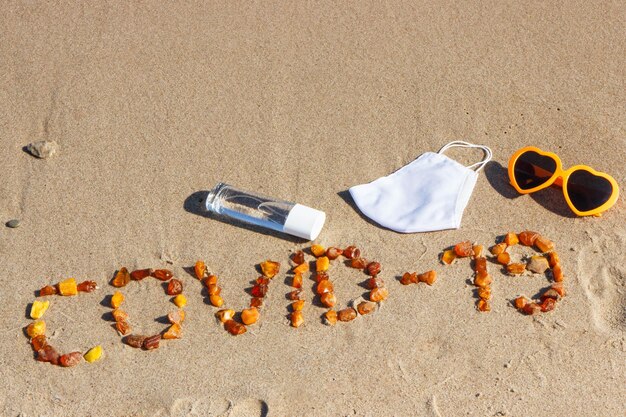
[349,141,492,233]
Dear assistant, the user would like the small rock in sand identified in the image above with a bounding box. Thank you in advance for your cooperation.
[6,219,20,228]
[26,140,59,159]
[527,256,550,274]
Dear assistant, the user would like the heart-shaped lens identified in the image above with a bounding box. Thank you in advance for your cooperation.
[513,151,558,190]
[566,170,614,213]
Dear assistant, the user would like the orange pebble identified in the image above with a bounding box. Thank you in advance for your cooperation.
[454,241,473,257]
[194,261,207,280]
[320,292,337,308]
[552,264,564,282]
[441,250,457,265]
[290,311,304,327]
[369,287,389,302]
[496,252,511,265]
[241,308,259,325]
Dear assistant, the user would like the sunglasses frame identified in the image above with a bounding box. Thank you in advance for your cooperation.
[508,146,619,217]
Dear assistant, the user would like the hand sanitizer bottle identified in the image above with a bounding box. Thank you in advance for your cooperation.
[205,182,326,240]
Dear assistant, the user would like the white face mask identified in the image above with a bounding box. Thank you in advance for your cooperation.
[349,141,492,233]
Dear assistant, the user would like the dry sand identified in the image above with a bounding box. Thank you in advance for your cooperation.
[1,1,625,416]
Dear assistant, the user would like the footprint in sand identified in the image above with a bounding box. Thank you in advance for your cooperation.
[577,232,626,333]
[227,398,269,417]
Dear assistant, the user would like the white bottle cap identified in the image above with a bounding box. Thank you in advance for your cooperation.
[283,204,326,240]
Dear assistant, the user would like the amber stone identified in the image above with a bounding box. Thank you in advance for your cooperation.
[310,244,326,257]
[477,287,491,300]
[326,247,343,260]
[497,252,511,265]
[224,320,247,335]
[473,257,487,274]
[343,246,361,259]
[356,301,376,315]
[112,309,129,322]
[163,323,182,339]
[251,284,268,298]
[513,296,528,310]
[260,260,280,278]
[521,303,541,315]
[194,261,207,279]
[291,300,305,311]
[473,272,492,288]
[292,274,303,288]
[552,264,564,282]
[314,272,329,283]
[324,310,338,325]
[59,352,82,367]
[77,280,97,293]
[350,258,367,269]
[290,311,304,328]
[152,269,173,281]
[207,284,221,296]
[241,308,259,325]
[166,279,183,295]
[453,241,473,257]
[489,243,507,256]
[37,345,60,365]
[111,267,130,287]
[143,335,161,350]
[477,299,491,312]
[292,250,305,265]
[256,277,270,286]
[366,262,381,276]
[288,289,305,301]
[316,280,334,295]
[400,272,416,285]
[320,293,337,308]
[506,263,526,275]
[31,335,47,351]
[131,268,153,281]
[534,236,554,253]
[123,334,147,348]
[504,232,519,246]
[518,231,540,246]
[367,277,385,289]
[167,310,185,324]
[115,320,131,336]
[417,270,437,286]
[39,285,57,296]
[441,250,456,265]
[337,307,357,322]
[540,298,557,312]
[369,287,389,302]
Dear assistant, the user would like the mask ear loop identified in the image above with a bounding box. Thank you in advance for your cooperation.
[438,141,493,172]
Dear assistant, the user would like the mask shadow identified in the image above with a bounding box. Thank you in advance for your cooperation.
[483,161,520,200]
[183,191,307,243]
[337,190,396,231]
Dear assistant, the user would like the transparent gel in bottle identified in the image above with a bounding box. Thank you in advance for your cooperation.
[205,182,326,240]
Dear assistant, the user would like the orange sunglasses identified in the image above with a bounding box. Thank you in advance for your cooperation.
[508,146,619,216]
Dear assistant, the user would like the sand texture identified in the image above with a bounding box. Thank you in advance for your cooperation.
[1,1,625,416]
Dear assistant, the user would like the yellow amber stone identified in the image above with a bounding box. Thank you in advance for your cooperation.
[58,278,78,296]
[173,294,187,308]
[30,300,50,319]
[111,291,124,309]
[26,320,46,338]
[316,256,330,272]
[83,345,103,363]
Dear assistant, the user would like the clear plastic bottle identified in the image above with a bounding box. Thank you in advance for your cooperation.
[205,182,326,240]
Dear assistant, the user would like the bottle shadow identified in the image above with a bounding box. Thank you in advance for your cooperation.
[483,161,576,218]
[183,191,307,243]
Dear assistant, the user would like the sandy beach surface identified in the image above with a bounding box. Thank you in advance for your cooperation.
[1,1,625,416]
